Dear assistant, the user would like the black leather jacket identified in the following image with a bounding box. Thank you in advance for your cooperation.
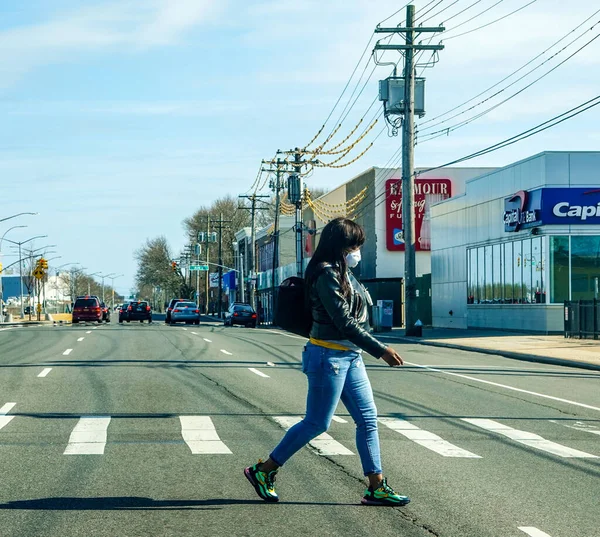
[308,265,387,358]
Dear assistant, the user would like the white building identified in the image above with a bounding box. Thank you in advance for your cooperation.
[430,151,600,333]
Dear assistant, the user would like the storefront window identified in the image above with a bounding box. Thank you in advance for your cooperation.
[532,237,545,303]
[484,245,493,303]
[467,238,548,305]
[522,238,532,304]
[571,236,600,301]
[477,247,485,304]
[467,249,477,304]
[550,236,569,303]
[503,242,513,303]
[493,243,502,303]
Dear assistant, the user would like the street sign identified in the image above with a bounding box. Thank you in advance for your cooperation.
[189,265,209,271]
[33,268,44,280]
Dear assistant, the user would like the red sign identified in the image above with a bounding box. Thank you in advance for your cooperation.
[386,178,452,251]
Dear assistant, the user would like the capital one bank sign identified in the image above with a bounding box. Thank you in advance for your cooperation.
[386,178,452,251]
[504,188,600,231]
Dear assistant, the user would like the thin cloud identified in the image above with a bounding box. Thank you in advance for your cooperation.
[0,0,222,88]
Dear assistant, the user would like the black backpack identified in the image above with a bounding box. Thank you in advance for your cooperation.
[274,276,312,337]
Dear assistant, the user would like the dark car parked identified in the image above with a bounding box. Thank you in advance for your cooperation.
[118,302,131,323]
[126,301,152,323]
[224,303,257,328]
[165,298,186,324]
[72,296,102,324]
[100,302,111,323]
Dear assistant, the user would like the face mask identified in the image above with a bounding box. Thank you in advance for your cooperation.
[345,249,361,268]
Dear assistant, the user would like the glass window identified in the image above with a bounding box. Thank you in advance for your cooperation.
[522,238,532,304]
[468,249,476,304]
[532,237,545,303]
[511,241,523,303]
[477,247,485,304]
[484,246,493,303]
[504,242,514,303]
[550,236,569,303]
[571,236,600,301]
[492,243,502,303]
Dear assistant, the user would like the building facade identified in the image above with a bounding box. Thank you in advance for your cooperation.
[430,151,600,333]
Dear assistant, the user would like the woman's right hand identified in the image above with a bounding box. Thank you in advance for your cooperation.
[381,346,404,367]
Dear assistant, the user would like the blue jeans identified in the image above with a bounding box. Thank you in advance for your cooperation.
[270,342,382,476]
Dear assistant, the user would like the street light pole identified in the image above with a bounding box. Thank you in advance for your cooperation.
[0,225,28,323]
[0,212,38,224]
[3,235,48,318]
[109,274,124,310]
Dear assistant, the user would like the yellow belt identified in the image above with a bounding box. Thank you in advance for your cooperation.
[309,337,350,351]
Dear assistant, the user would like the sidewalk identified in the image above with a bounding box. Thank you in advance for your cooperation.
[376,327,600,371]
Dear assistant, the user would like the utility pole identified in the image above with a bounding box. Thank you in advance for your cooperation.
[238,194,269,310]
[293,150,304,278]
[205,215,210,314]
[209,213,233,318]
[374,6,444,336]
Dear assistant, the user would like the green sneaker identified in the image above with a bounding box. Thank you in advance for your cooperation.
[244,460,279,503]
[361,478,410,506]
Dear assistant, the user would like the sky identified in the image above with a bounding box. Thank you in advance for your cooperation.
[0,0,598,294]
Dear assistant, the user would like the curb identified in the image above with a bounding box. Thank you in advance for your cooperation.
[375,334,600,372]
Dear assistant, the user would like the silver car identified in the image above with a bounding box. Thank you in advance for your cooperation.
[170,301,200,325]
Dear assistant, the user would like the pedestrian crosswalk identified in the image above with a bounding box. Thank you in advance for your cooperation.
[0,403,598,460]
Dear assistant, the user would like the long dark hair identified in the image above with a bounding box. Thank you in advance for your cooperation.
[305,217,366,298]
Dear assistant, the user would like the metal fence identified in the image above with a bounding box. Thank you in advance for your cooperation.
[564,300,600,339]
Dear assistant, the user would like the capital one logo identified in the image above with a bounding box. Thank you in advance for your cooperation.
[552,189,600,221]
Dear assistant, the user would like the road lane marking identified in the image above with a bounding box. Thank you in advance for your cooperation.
[220,349,232,355]
[179,416,232,454]
[260,329,307,340]
[519,528,553,537]
[64,416,111,455]
[331,416,348,423]
[0,403,16,431]
[63,349,73,356]
[38,368,52,378]
[248,368,270,378]
[86,331,92,334]
[462,419,598,458]
[273,416,354,456]
[77,337,84,342]
[405,361,600,413]
[549,420,600,436]
[378,417,481,458]
[182,328,188,331]
[191,332,198,335]
[203,338,212,342]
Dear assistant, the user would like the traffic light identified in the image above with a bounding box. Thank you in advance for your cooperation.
[39,258,48,270]
[171,261,178,272]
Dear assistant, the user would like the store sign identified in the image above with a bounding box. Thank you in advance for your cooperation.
[542,188,600,224]
[503,189,542,232]
[386,178,452,251]
[504,188,600,231]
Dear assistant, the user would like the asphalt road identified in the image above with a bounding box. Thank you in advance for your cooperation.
[0,320,598,537]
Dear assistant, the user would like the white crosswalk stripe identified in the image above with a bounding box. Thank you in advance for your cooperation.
[180,416,232,454]
[0,402,16,431]
[378,417,481,458]
[462,419,599,459]
[64,416,111,455]
[273,416,354,456]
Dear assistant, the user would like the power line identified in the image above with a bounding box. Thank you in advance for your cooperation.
[443,0,536,41]
[419,6,600,127]
[417,27,600,140]
[415,0,461,26]
[414,0,447,23]
[442,0,506,34]
[358,94,600,217]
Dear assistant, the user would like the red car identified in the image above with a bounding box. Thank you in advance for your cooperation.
[72,296,102,324]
